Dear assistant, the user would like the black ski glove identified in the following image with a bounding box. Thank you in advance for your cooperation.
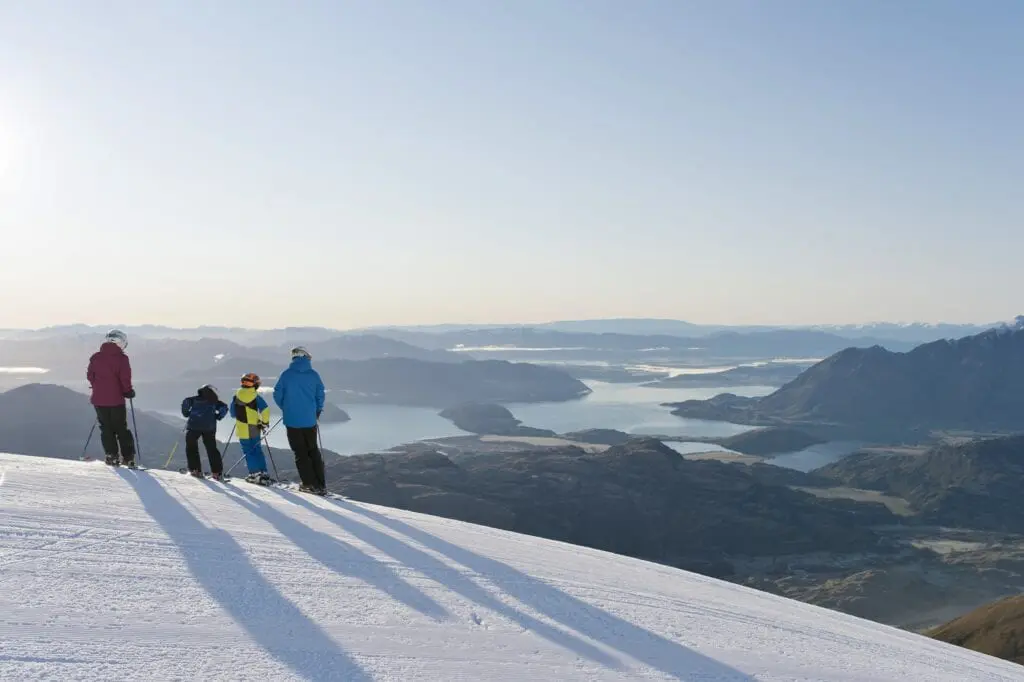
[316,409,322,420]
[124,389,136,399]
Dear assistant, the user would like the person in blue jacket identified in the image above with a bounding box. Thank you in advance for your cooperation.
[273,346,327,494]
[180,384,229,479]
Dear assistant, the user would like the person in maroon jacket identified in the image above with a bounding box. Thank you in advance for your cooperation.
[86,329,137,467]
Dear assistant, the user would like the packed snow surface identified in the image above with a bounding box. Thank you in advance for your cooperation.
[1,453,1020,681]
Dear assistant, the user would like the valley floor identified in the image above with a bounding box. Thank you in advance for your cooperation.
[1,453,1021,681]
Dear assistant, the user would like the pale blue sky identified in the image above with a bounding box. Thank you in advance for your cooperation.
[1,0,1021,329]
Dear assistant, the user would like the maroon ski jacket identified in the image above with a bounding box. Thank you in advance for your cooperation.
[87,342,134,407]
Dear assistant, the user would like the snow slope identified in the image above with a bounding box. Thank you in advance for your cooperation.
[0,454,1020,681]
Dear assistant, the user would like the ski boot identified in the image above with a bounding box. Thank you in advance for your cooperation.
[122,458,137,470]
[245,471,272,486]
[188,469,204,478]
[104,455,120,467]
[209,472,223,481]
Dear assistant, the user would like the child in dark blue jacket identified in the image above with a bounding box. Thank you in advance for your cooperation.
[181,384,229,479]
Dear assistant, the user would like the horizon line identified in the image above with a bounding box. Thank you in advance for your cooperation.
[2,316,1018,334]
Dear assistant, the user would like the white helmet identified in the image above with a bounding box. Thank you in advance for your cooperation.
[291,346,311,360]
[105,329,128,350]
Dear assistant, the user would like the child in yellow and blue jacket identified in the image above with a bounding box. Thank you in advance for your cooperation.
[229,373,272,485]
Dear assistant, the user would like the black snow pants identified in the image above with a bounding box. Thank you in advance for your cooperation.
[185,429,222,475]
[286,426,326,489]
[95,405,136,462]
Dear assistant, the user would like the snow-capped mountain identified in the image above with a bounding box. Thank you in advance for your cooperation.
[0,453,1019,681]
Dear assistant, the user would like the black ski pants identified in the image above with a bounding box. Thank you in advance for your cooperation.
[286,426,326,489]
[95,405,136,460]
[185,429,222,475]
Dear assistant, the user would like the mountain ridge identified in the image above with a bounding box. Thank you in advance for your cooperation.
[668,324,1024,439]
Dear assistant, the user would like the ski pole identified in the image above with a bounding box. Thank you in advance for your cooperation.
[223,425,250,475]
[226,451,247,476]
[264,417,283,437]
[315,420,326,489]
[129,398,142,467]
[262,434,281,483]
[164,426,187,469]
[81,422,97,460]
[164,441,179,469]
[221,423,236,462]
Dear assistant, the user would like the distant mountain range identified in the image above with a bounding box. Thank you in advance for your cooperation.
[374,327,922,356]
[5,319,1022,417]
[0,333,460,382]
[362,318,1010,344]
[668,321,1024,439]
[3,317,1015,345]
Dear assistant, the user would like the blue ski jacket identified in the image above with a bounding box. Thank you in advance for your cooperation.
[181,388,229,432]
[273,356,326,428]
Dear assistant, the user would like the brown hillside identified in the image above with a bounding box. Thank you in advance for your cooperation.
[929,594,1024,665]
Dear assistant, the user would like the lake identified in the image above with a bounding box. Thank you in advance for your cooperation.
[100,377,864,471]
[765,440,867,472]
[663,439,867,472]
[505,382,772,438]
[186,381,776,457]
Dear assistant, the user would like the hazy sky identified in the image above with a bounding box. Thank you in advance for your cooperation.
[1,1,1022,329]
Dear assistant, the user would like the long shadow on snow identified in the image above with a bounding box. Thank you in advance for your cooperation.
[117,471,371,682]
[334,496,754,681]
[223,485,449,621]
[274,490,623,670]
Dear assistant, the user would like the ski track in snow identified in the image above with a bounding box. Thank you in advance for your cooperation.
[0,453,1021,681]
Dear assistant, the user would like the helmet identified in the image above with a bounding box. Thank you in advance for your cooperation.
[197,384,219,400]
[291,346,311,360]
[240,373,260,389]
[104,329,128,350]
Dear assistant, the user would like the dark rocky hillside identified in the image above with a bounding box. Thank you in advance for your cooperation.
[323,439,895,574]
[183,357,589,408]
[438,403,556,437]
[929,594,1024,665]
[712,427,825,456]
[815,435,1024,532]
[316,358,591,407]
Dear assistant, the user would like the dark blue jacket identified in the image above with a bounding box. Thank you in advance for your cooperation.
[182,388,229,432]
[272,356,326,428]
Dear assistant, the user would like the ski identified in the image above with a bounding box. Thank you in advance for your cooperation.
[175,468,335,496]
[240,479,275,487]
[104,458,143,470]
[177,468,229,481]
